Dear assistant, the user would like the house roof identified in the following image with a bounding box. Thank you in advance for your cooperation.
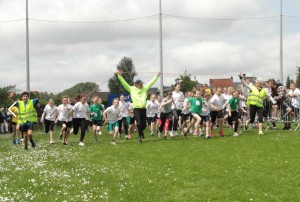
[209,78,233,88]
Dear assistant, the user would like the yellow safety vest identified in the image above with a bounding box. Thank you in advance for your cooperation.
[17,100,37,124]
[246,87,267,107]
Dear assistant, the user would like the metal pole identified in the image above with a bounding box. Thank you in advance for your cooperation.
[280,0,283,83]
[26,0,30,94]
[159,0,164,98]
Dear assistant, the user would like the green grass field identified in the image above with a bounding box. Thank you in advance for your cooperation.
[0,125,300,202]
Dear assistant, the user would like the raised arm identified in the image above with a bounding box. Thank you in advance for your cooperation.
[238,73,252,91]
[116,70,131,93]
[144,71,161,90]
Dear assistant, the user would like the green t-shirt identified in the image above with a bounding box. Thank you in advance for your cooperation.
[89,103,103,121]
[188,97,203,114]
[228,97,240,111]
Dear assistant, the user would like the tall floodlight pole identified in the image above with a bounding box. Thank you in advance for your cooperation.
[26,0,30,95]
[280,0,283,83]
[159,0,164,98]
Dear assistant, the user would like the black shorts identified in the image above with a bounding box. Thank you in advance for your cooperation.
[174,109,182,119]
[147,115,157,125]
[12,122,18,126]
[181,113,191,122]
[227,111,239,126]
[60,121,73,128]
[92,120,102,126]
[200,115,210,124]
[44,119,55,133]
[210,110,224,123]
[129,116,135,124]
[20,122,34,133]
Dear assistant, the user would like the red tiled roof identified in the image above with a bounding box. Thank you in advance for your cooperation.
[209,78,233,88]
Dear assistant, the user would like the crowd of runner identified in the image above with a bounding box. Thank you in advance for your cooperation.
[3,72,300,149]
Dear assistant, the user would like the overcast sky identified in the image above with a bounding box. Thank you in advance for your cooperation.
[0,0,300,93]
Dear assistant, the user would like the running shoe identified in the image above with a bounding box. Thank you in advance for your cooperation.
[219,130,224,137]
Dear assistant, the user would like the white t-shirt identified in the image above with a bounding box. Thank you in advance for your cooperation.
[288,88,300,108]
[104,106,121,124]
[182,98,191,114]
[201,100,210,116]
[57,104,73,121]
[73,102,89,119]
[210,94,224,111]
[172,91,185,110]
[128,102,134,118]
[43,104,58,121]
[146,100,160,117]
[222,93,231,103]
[118,101,129,118]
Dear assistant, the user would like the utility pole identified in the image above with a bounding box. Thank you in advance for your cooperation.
[280,0,283,83]
[159,0,164,98]
[26,0,30,95]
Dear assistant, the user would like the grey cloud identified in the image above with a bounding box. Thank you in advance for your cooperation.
[1,0,300,92]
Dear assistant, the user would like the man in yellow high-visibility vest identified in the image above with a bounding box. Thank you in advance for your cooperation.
[14,91,39,150]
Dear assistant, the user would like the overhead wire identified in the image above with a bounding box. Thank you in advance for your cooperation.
[2,14,300,24]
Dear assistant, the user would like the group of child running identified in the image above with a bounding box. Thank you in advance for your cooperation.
[7,72,300,149]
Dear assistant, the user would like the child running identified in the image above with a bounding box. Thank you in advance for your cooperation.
[56,96,73,145]
[210,87,225,137]
[70,95,90,146]
[41,99,58,144]
[200,93,211,139]
[183,90,203,137]
[227,90,247,137]
[158,92,176,139]
[146,93,160,136]
[89,96,103,143]
[103,98,121,145]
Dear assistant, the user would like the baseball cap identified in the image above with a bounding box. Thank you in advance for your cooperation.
[134,79,143,85]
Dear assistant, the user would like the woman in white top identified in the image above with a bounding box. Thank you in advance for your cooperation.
[41,99,58,144]
[71,95,90,146]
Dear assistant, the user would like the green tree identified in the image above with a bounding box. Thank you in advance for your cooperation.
[37,92,58,106]
[57,82,97,99]
[0,85,17,107]
[108,57,137,94]
[296,66,300,88]
[286,75,291,88]
[178,70,197,93]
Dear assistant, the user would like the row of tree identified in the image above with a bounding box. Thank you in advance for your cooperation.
[1,57,300,107]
